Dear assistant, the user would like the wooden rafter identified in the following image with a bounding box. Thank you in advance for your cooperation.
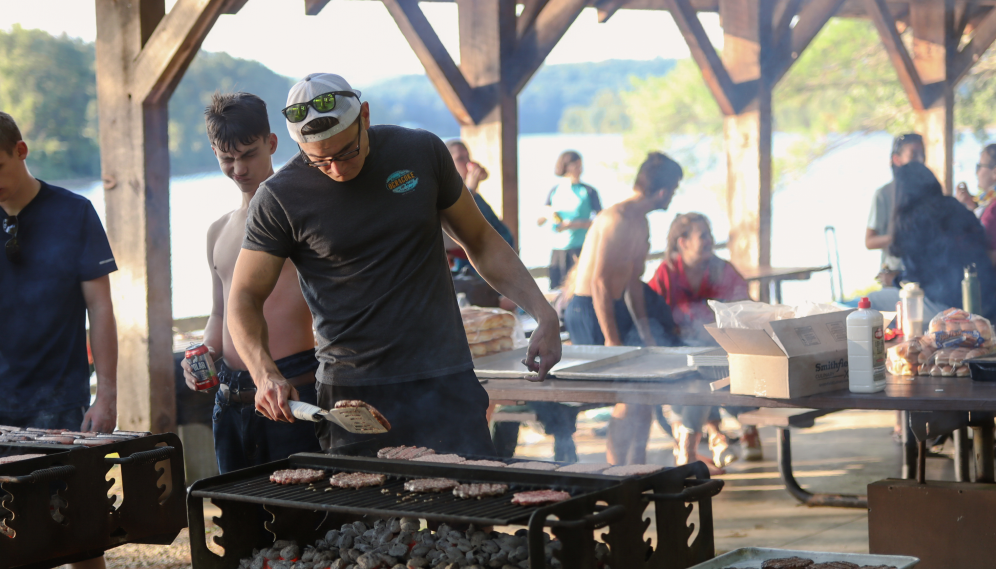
[863,0,930,109]
[222,0,250,14]
[132,0,232,106]
[767,0,846,87]
[594,0,628,23]
[663,0,745,114]
[952,6,996,83]
[517,0,550,37]
[955,0,977,38]
[305,0,332,15]
[510,0,588,93]
[381,0,481,124]
[772,0,804,48]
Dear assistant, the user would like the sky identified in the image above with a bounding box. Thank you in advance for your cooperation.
[0,0,722,86]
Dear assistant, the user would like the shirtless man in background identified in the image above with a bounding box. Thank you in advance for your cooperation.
[565,152,682,465]
[182,92,321,473]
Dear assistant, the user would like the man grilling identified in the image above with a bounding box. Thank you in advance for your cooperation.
[227,73,561,456]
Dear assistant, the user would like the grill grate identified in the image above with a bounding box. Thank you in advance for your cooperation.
[192,456,621,526]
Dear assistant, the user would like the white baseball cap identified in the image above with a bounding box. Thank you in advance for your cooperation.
[285,73,362,144]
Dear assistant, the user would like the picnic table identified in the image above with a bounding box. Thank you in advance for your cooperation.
[736,265,832,303]
[479,371,996,506]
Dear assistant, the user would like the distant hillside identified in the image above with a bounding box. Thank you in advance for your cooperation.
[0,25,674,179]
[362,58,676,136]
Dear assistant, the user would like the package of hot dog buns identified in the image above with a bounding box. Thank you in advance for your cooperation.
[913,308,996,376]
[462,306,527,358]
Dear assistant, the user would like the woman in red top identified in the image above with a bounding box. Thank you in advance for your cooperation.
[649,213,761,470]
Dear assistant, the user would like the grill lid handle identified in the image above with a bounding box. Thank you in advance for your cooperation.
[106,446,175,465]
[544,504,626,530]
[0,464,76,484]
[645,477,725,503]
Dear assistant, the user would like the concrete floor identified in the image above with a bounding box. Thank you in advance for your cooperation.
[513,408,960,556]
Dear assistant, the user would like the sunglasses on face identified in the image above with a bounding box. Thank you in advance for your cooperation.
[282,91,359,123]
[3,215,20,264]
[300,123,363,169]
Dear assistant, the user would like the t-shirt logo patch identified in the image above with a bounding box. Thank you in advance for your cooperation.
[387,169,419,194]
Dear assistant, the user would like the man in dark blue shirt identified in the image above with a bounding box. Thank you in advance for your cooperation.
[0,112,118,436]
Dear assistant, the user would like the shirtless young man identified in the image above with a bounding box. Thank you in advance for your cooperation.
[565,152,682,465]
[181,92,321,473]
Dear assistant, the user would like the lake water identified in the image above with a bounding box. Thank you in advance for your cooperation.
[65,131,989,319]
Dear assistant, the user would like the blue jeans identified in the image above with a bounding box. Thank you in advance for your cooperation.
[212,350,323,474]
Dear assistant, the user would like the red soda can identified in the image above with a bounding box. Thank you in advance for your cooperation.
[185,343,219,390]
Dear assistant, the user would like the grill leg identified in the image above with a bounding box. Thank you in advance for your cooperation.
[777,428,867,508]
[954,426,971,482]
[900,410,918,479]
[970,412,995,483]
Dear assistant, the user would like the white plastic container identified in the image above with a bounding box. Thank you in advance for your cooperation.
[900,282,925,338]
[847,297,887,393]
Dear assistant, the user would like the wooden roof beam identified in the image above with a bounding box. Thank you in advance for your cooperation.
[863,0,929,109]
[382,0,481,124]
[223,0,251,14]
[518,0,550,36]
[132,0,232,106]
[305,0,333,15]
[510,0,588,94]
[767,0,846,87]
[594,0,628,22]
[952,6,996,83]
[664,0,747,114]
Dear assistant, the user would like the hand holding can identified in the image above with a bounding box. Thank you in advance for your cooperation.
[184,343,220,391]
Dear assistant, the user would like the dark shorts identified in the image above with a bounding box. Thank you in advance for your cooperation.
[564,282,678,347]
[548,248,581,290]
[316,368,496,458]
[0,405,87,431]
[212,349,323,474]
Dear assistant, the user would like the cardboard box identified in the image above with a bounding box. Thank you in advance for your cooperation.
[705,310,853,398]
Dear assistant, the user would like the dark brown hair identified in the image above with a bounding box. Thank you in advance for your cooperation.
[635,151,683,195]
[554,150,581,177]
[301,116,341,137]
[445,139,468,154]
[204,92,270,153]
[0,112,22,155]
[665,213,712,262]
[983,143,996,167]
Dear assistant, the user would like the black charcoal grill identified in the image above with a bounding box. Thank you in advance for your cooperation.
[0,433,188,569]
[188,454,723,569]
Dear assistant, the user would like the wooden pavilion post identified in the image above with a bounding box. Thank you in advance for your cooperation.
[95,0,231,433]
[666,0,841,300]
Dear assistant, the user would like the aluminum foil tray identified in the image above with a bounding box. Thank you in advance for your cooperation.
[553,346,706,381]
[689,547,919,569]
[473,345,640,378]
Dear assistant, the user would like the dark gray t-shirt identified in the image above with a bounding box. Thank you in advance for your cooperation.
[244,125,472,386]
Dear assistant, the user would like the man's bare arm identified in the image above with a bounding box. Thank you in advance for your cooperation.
[441,187,561,379]
[865,228,891,251]
[81,275,117,432]
[623,262,656,347]
[228,249,297,422]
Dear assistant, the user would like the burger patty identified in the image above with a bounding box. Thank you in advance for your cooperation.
[555,463,612,474]
[73,438,116,447]
[602,464,663,477]
[453,483,508,499]
[412,453,465,464]
[761,557,814,569]
[270,468,326,485]
[511,489,572,506]
[334,400,392,431]
[462,460,507,468]
[507,461,559,471]
[809,563,859,569]
[0,454,45,465]
[404,478,460,493]
[329,472,388,489]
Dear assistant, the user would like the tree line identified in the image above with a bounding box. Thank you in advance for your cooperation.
[0,25,673,181]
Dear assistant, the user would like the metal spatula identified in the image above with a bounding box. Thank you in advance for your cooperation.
[289,400,389,434]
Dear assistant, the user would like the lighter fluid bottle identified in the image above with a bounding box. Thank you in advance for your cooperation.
[847,297,887,393]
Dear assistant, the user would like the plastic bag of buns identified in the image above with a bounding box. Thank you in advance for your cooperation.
[923,308,995,350]
[462,306,527,358]
[887,339,921,376]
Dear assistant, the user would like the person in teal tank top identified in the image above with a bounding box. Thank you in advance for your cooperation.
[538,151,602,290]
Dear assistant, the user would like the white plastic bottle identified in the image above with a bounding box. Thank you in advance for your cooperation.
[847,297,887,393]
